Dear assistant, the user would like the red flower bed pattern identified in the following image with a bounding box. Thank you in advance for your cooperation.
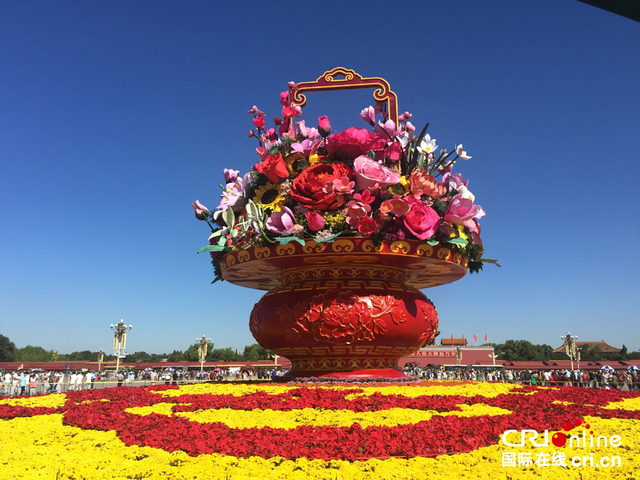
[3,384,639,461]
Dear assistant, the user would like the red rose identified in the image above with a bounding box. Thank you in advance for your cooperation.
[290,162,353,210]
[326,127,385,160]
[403,196,441,240]
[255,153,289,182]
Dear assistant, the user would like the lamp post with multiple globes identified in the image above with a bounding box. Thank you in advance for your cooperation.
[110,320,132,374]
[97,349,104,372]
[197,335,211,372]
[561,332,579,372]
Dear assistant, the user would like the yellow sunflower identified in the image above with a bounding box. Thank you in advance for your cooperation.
[284,153,305,177]
[252,182,286,212]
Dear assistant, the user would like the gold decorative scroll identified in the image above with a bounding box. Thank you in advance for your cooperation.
[292,67,399,126]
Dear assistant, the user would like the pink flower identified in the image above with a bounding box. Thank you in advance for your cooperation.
[359,106,376,125]
[266,206,296,234]
[352,189,374,205]
[353,155,401,191]
[332,176,355,195]
[295,120,319,140]
[326,128,385,160]
[444,194,486,225]
[282,106,297,119]
[280,92,289,106]
[223,169,239,183]
[191,200,210,220]
[318,116,331,138]
[384,142,403,163]
[346,192,373,228]
[465,218,482,245]
[379,197,411,219]
[374,119,399,138]
[247,106,257,114]
[357,217,377,236]
[287,81,298,91]
[403,197,441,240]
[252,116,266,129]
[305,212,324,232]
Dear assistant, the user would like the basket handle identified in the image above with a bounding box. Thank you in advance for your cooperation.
[291,67,398,126]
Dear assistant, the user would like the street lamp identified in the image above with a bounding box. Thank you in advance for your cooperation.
[197,335,211,372]
[560,332,578,372]
[97,349,104,372]
[111,320,132,374]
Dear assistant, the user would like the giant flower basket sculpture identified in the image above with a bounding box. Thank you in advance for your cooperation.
[193,68,492,379]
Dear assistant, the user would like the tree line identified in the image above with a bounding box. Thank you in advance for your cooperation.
[0,333,272,363]
[485,339,640,362]
[2,333,639,364]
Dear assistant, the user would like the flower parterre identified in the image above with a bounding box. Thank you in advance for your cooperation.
[193,82,494,282]
[1,382,639,479]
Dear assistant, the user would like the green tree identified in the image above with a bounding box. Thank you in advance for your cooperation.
[243,343,272,361]
[66,350,97,361]
[166,350,185,362]
[14,345,56,362]
[0,334,17,362]
[125,351,162,363]
[493,340,555,361]
[207,348,239,362]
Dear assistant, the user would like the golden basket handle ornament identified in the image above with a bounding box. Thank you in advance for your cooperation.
[291,67,399,126]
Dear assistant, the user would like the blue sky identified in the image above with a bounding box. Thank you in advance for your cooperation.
[1,1,638,355]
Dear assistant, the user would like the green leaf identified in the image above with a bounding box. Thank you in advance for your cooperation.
[480,258,502,267]
[245,200,260,221]
[221,208,235,227]
[366,149,376,160]
[447,237,468,245]
[313,230,346,243]
[197,245,226,254]
[276,236,306,246]
[208,231,223,240]
[217,236,226,246]
[426,240,439,246]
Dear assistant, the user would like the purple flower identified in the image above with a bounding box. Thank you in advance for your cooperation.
[359,106,376,125]
[444,194,485,225]
[191,200,210,221]
[266,206,296,234]
[223,169,239,183]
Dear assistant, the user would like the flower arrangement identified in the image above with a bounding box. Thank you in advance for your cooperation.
[193,80,494,282]
[2,383,639,478]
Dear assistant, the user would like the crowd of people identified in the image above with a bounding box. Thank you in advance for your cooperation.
[406,366,640,390]
[3,367,639,398]
[0,367,287,397]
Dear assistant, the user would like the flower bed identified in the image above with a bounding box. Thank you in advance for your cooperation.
[1,382,639,479]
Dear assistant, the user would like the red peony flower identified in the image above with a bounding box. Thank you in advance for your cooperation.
[290,162,353,210]
[326,127,385,160]
[255,153,289,183]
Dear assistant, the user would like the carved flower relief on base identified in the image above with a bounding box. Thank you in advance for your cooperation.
[417,299,439,346]
[276,289,407,345]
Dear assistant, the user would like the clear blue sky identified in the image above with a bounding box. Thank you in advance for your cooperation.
[1,1,638,356]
